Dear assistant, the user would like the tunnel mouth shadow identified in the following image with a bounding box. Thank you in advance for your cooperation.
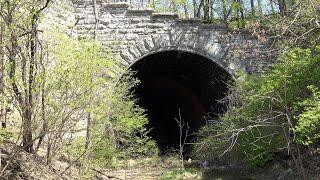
[128,50,232,155]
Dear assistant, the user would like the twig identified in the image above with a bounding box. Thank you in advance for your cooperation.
[93,168,124,180]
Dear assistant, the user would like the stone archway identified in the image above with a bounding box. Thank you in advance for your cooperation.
[129,50,232,153]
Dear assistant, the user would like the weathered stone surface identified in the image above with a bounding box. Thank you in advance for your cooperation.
[41,0,273,75]
[151,13,179,19]
[126,8,154,16]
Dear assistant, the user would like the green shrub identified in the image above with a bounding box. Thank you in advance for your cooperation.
[195,45,320,167]
[110,73,158,158]
[295,86,320,147]
[0,128,13,143]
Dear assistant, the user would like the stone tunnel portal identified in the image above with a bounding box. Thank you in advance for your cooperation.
[129,50,232,154]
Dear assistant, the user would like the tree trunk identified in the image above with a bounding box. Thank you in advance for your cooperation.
[278,0,286,16]
[257,0,263,15]
[193,0,197,18]
[5,1,30,152]
[250,0,255,16]
[196,0,204,18]
[4,0,51,154]
[222,0,228,26]
[36,49,47,152]
[24,0,51,153]
[203,0,210,22]
[46,138,52,165]
[0,1,5,129]
[235,0,240,28]
[183,3,188,18]
[0,1,2,162]
[21,8,43,153]
[85,113,93,150]
[22,114,33,153]
[93,0,99,40]
[239,0,245,28]
[209,0,215,23]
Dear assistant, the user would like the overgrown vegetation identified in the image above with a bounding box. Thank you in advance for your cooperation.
[196,46,320,166]
[45,33,158,176]
[0,0,319,179]
[176,1,320,179]
[0,1,157,177]
[193,0,320,178]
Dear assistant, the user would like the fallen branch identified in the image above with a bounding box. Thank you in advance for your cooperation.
[93,168,124,180]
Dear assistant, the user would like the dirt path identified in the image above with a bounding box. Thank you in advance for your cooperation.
[97,167,166,180]
[94,157,202,180]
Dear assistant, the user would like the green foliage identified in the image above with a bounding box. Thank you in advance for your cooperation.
[153,0,189,17]
[193,124,231,162]
[195,45,320,167]
[160,167,201,180]
[66,72,158,177]
[110,73,158,158]
[232,2,242,11]
[44,32,157,178]
[295,86,320,146]
[67,135,116,172]
[0,128,13,143]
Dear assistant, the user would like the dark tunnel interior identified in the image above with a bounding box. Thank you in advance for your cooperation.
[129,50,232,154]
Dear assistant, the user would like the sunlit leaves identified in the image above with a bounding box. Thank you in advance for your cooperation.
[295,86,320,146]
[196,45,320,167]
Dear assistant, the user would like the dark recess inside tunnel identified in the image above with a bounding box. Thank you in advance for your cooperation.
[129,50,232,154]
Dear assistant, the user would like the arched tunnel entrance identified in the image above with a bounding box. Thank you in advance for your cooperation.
[129,50,232,154]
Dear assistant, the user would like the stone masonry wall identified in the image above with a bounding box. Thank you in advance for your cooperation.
[42,0,273,75]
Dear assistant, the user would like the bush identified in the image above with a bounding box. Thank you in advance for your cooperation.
[110,73,158,158]
[295,86,320,147]
[0,128,13,143]
[46,33,157,178]
[195,46,320,167]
